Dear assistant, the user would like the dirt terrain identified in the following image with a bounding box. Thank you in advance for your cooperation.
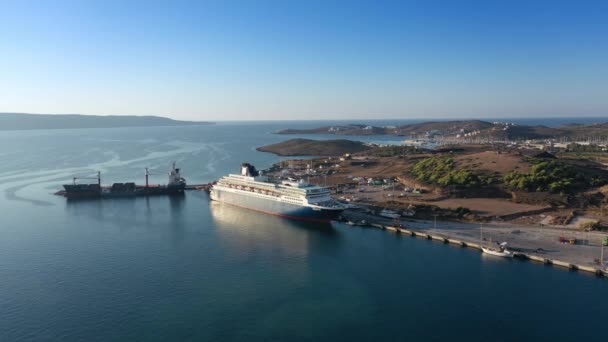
[453,150,532,175]
[263,142,608,226]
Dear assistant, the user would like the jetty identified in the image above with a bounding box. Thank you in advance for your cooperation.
[340,210,608,279]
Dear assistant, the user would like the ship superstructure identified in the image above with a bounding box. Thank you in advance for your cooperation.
[210,163,344,222]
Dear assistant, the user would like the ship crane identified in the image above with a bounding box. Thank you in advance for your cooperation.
[144,168,162,188]
[144,166,169,188]
[72,171,101,186]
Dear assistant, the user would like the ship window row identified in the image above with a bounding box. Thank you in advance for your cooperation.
[223,181,307,194]
[222,179,310,194]
[280,189,306,196]
[221,185,323,202]
[221,184,278,196]
[224,188,305,204]
[221,180,276,189]
[228,189,280,200]
[220,180,318,196]
[220,183,278,192]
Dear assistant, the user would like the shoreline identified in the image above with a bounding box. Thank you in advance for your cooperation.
[340,209,608,278]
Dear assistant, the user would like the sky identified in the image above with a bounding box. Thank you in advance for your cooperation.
[1,0,607,121]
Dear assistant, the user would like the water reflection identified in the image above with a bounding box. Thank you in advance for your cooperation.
[168,194,186,219]
[64,194,186,231]
[209,201,337,260]
[167,194,186,245]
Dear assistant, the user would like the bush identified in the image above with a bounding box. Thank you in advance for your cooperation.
[503,160,577,193]
[411,156,482,187]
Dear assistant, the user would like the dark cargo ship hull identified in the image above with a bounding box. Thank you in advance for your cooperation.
[60,184,186,199]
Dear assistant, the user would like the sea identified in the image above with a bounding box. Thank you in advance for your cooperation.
[0,118,606,342]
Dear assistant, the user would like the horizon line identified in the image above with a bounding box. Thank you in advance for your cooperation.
[2,112,607,123]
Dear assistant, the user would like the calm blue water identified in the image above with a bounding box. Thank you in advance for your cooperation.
[0,122,606,342]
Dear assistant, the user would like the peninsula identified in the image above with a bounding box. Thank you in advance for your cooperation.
[257,138,371,156]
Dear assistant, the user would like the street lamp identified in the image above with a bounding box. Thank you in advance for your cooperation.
[601,242,605,271]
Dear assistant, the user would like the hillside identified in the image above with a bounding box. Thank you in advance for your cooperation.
[0,113,212,131]
[396,120,494,135]
[565,122,608,137]
[257,138,371,156]
[501,125,565,139]
[274,119,608,141]
[276,124,389,135]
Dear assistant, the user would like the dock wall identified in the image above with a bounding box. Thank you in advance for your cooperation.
[359,223,606,279]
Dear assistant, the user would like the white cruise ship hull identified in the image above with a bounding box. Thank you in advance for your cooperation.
[210,188,343,223]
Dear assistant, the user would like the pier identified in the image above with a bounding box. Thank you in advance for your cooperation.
[341,210,608,279]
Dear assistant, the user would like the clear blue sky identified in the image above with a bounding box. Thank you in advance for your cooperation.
[1,0,607,121]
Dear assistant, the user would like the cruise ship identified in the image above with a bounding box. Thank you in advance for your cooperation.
[210,163,345,222]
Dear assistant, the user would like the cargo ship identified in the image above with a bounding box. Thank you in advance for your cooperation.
[210,163,345,222]
[58,163,186,199]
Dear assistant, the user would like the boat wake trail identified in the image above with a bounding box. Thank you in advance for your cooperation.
[0,140,218,205]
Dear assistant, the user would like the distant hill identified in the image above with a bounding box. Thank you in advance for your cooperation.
[276,124,389,135]
[397,120,494,134]
[0,113,212,131]
[274,119,608,141]
[257,138,372,156]
[501,125,565,139]
[565,122,608,137]
[275,120,496,136]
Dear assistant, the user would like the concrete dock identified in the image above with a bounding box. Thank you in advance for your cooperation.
[341,210,608,279]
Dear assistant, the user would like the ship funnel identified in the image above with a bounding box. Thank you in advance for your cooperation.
[241,163,259,177]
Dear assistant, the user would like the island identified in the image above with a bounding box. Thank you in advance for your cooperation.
[0,113,213,131]
[256,138,372,156]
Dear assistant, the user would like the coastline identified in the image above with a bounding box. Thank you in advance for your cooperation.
[340,210,608,278]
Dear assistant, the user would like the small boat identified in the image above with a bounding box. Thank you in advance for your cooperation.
[480,226,513,258]
[482,246,514,258]
[482,242,514,258]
